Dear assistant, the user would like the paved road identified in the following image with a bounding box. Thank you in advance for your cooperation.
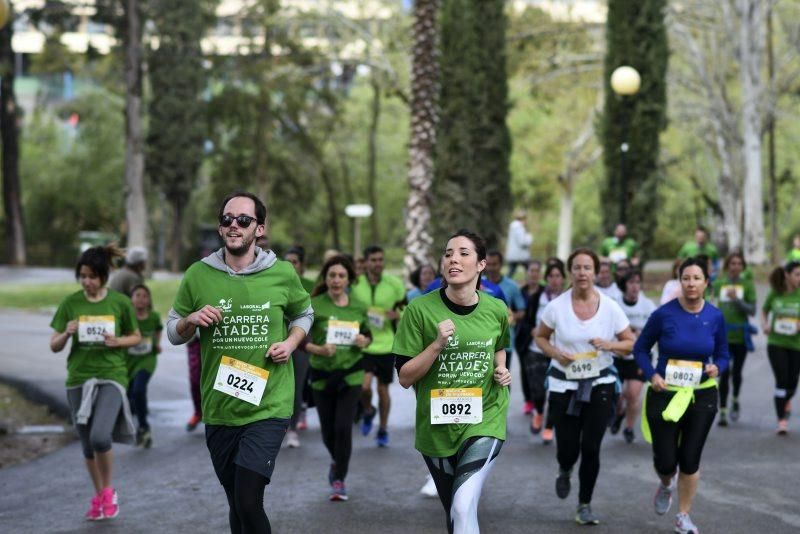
[0,308,798,534]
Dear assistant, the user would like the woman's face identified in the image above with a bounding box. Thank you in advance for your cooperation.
[546,268,564,292]
[680,265,708,301]
[570,254,596,290]
[131,288,151,310]
[443,236,486,288]
[527,263,542,286]
[625,275,641,300]
[285,253,303,275]
[325,264,350,296]
[79,265,103,296]
[420,265,436,289]
[726,256,744,278]
[788,266,800,291]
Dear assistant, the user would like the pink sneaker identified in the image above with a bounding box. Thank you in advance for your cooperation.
[85,493,103,521]
[523,401,534,415]
[100,487,119,519]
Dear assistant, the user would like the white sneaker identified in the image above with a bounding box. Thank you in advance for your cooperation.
[286,430,300,448]
[420,475,437,498]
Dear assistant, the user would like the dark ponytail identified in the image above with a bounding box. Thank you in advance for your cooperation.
[75,244,125,285]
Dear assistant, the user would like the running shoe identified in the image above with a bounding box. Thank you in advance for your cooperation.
[555,468,571,499]
[623,427,635,444]
[186,413,201,432]
[653,481,673,515]
[610,413,624,435]
[286,430,300,448]
[330,480,348,501]
[575,503,599,525]
[376,428,389,447]
[717,409,728,427]
[361,407,376,436]
[674,512,699,534]
[530,413,543,435]
[523,401,534,415]
[100,487,119,519]
[420,475,438,498]
[85,493,103,521]
[542,427,554,445]
[328,463,336,486]
[777,419,788,435]
[731,399,740,422]
[140,429,152,449]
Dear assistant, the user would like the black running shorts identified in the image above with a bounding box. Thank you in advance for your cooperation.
[363,354,395,384]
[205,417,289,486]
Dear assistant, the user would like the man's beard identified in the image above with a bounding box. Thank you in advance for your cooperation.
[225,232,255,257]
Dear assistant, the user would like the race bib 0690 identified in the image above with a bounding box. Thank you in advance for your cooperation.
[665,359,702,388]
[565,351,600,380]
[213,356,269,406]
[430,388,482,425]
[78,315,115,343]
[326,320,360,346]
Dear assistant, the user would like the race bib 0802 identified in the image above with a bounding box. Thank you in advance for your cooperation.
[326,320,360,346]
[665,359,703,388]
[430,388,482,425]
[213,356,269,406]
[565,351,600,380]
[78,315,115,343]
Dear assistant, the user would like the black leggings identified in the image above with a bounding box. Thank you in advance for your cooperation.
[312,385,361,481]
[548,383,614,504]
[767,345,800,420]
[719,343,747,408]
[127,369,152,430]
[646,387,717,476]
[222,466,270,534]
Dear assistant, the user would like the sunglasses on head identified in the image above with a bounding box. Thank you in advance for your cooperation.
[219,215,257,228]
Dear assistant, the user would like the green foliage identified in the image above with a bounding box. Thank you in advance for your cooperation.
[434,0,511,249]
[600,0,669,258]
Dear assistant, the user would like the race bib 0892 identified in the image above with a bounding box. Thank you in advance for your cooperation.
[78,315,115,343]
[430,388,482,425]
[213,356,269,406]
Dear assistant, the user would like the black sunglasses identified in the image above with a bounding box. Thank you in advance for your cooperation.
[219,215,257,228]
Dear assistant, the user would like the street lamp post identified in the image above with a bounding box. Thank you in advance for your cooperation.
[610,65,641,225]
[344,204,374,258]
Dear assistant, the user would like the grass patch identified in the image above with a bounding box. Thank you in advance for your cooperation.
[0,279,182,318]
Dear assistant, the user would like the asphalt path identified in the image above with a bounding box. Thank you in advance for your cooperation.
[0,307,798,534]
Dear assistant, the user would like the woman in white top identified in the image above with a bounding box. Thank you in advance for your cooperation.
[660,258,683,305]
[611,270,657,442]
[534,248,635,525]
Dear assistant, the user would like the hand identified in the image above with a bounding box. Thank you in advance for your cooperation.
[386,309,400,321]
[187,305,223,327]
[704,363,719,378]
[651,373,667,392]
[589,338,613,351]
[726,288,738,300]
[553,350,574,367]
[267,339,298,364]
[493,366,511,387]
[436,319,456,350]
[322,343,337,357]
[354,334,370,349]
[65,320,79,335]
[103,333,121,348]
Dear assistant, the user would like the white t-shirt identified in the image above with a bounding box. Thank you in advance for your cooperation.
[614,294,657,359]
[540,288,630,392]
[596,283,622,301]
[660,279,681,305]
[528,289,560,352]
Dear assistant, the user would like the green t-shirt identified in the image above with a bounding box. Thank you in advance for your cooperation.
[127,311,163,377]
[301,276,316,294]
[763,288,800,351]
[50,289,139,388]
[308,293,370,390]
[172,260,311,426]
[787,248,800,262]
[677,241,719,261]
[712,276,756,345]
[392,291,510,457]
[350,273,406,355]
[600,236,638,263]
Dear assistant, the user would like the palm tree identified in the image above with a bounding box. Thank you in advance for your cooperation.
[404,0,439,277]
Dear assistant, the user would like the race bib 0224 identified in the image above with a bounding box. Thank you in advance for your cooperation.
[213,356,269,406]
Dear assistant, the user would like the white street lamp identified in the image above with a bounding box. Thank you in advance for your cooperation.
[610,66,641,96]
[345,204,373,257]
[610,65,641,224]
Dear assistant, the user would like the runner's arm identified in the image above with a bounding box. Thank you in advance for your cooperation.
[533,323,572,366]
[50,320,78,352]
[397,339,444,389]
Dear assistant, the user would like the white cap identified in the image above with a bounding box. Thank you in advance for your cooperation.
[126,246,148,265]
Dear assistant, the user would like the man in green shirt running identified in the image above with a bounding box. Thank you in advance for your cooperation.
[166,191,313,534]
[350,245,407,446]
[678,227,719,262]
[600,224,640,267]
[787,234,800,263]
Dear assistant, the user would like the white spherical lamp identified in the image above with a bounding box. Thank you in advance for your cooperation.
[610,66,641,96]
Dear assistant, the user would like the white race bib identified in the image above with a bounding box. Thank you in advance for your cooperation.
[719,285,744,303]
[609,248,628,263]
[565,351,600,380]
[367,308,385,329]
[774,318,798,336]
[128,339,153,356]
[78,315,115,343]
[665,359,703,388]
[326,320,360,346]
[430,388,482,424]
[213,356,269,406]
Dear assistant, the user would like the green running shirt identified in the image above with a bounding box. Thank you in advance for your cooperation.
[763,288,800,351]
[350,273,406,355]
[127,311,163,377]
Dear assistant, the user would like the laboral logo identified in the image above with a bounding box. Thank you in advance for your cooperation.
[241,301,271,311]
[216,298,233,312]
[466,338,494,347]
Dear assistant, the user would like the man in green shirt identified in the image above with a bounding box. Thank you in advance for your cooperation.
[678,227,719,261]
[600,224,640,267]
[166,191,313,533]
[349,245,407,446]
[787,234,800,263]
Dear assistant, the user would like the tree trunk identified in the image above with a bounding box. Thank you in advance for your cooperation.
[123,0,147,249]
[557,186,573,261]
[403,0,439,278]
[367,74,381,244]
[0,2,25,265]
[170,198,183,272]
[319,166,341,250]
